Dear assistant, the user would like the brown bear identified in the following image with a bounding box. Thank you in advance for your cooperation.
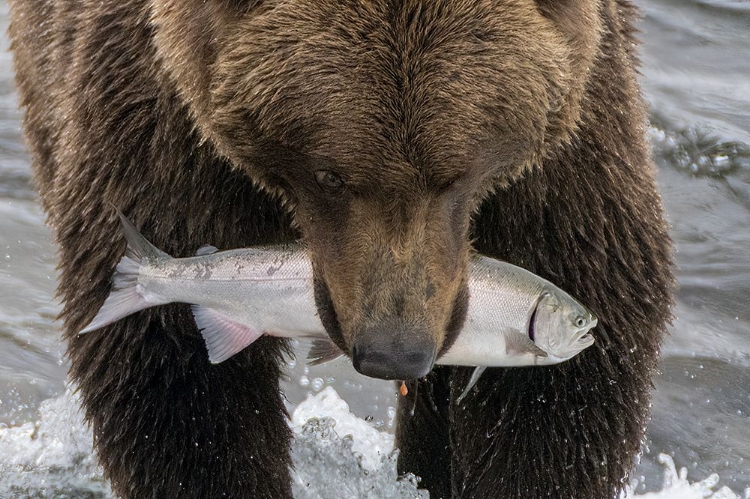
[9,0,673,497]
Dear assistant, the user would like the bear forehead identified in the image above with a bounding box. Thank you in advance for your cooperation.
[209,0,567,186]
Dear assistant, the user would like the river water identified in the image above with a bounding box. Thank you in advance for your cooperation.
[0,0,748,496]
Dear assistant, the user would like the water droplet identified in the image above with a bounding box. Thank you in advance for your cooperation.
[714,154,729,167]
[311,377,324,391]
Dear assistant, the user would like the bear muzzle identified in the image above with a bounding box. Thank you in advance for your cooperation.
[350,319,437,380]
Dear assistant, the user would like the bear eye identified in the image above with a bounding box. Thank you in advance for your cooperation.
[314,170,345,193]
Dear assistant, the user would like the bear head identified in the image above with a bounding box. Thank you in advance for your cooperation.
[151,0,601,379]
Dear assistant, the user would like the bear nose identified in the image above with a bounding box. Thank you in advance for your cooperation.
[351,323,436,380]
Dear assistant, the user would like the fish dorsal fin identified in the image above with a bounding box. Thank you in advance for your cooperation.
[307,339,344,366]
[196,244,218,256]
[506,329,549,358]
[191,305,263,364]
[115,208,168,261]
[457,366,487,403]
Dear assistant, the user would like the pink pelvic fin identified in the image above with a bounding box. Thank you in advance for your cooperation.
[191,305,263,363]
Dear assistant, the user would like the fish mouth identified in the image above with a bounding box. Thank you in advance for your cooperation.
[569,317,597,350]
[576,333,595,346]
[556,332,595,358]
[572,316,597,340]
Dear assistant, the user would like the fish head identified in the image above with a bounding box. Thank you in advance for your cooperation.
[530,291,597,361]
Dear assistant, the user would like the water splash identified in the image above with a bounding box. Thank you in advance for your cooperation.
[649,117,750,178]
[0,390,110,498]
[624,454,749,499]
[1,388,745,498]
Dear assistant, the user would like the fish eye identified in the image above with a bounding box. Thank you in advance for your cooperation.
[575,316,586,328]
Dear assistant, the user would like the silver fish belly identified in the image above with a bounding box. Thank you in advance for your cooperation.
[141,247,323,337]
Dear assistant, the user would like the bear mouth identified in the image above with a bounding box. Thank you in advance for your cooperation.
[436,282,470,358]
[314,274,469,364]
[312,275,348,353]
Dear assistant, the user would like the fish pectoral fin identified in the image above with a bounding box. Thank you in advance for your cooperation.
[457,367,486,404]
[306,339,344,366]
[506,329,549,358]
[195,244,219,256]
[191,305,263,364]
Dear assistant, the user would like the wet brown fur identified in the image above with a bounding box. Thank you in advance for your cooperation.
[9,0,673,497]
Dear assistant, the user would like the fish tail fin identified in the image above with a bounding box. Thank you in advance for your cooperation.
[79,210,168,334]
[79,283,148,334]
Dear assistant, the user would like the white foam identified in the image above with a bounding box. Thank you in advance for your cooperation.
[1,388,746,498]
[623,454,749,499]
[291,386,395,472]
[0,390,111,497]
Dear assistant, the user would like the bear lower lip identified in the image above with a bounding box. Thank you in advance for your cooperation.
[312,275,348,352]
[436,282,470,357]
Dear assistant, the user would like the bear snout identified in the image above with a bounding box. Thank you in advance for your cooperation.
[351,320,436,380]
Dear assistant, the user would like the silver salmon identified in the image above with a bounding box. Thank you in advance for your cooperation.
[81,213,597,396]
